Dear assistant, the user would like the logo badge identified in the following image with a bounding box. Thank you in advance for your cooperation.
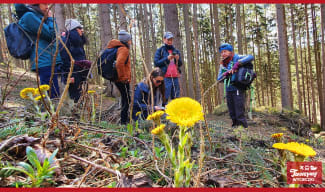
[287,162,322,184]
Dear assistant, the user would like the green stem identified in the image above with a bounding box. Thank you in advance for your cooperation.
[91,95,96,124]
[43,91,55,114]
[28,93,41,117]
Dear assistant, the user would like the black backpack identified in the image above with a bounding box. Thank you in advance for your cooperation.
[4,17,34,60]
[230,62,256,90]
[97,46,129,81]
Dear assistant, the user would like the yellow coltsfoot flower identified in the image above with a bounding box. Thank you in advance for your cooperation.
[273,142,316,158]
[272,143,287,150]
[271,133,283,139]
[285,142,316,158]
[34,85,50,95]
[151,124,166,135]
[35,95,46,101]
[147,110,165,121]
[136,111,142,117]
[20,88,36,99]
[165,97,204,127]
[39,84,50,92]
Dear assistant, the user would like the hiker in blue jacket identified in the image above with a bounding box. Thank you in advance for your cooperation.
[16,4,62,98]
[154,32,182,102]
[60,19,91,103]
[132,68,166,121]
[217,43,254,128]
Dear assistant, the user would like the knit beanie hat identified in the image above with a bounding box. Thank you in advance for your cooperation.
[118,30,132,43]
[219,43,233,53]
[65,19,83,31]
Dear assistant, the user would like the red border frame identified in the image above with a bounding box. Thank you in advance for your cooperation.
[1,0,325,3]
[0,0,324,191]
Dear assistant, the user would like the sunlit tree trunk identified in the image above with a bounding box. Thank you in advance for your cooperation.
[290,4,302,112]
[321,4,325,130]
[183,4,195,99]
[305,4,317,123]
[98,4,113,49]
[276,4,293,110]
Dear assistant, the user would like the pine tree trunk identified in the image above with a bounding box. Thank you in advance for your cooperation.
[67,4,76,18]
[7,4,13,23]
[255,5,265,106]
[229,4,235,46]
[149,5,157,60]
[136,5,146,75]
[159,4,164,39]
[113,5,118,39]
[118,4,127,31]
[298,26,307,116]
[236,4,243,54]
[54,4,65,33]
[143,4,152,72]
[213,4,223,104]
[321,4,325,130]
[242,5,248,55]
[183,4,195,99]
[311,4,323,126]
[193,4,201,101]
[98,4,113,49]
[290,5,302,112]
[276,4,293,110]
[0,9,5,63]
[305,4,317,123]
[209,4,218,105]
[304,35,312,122]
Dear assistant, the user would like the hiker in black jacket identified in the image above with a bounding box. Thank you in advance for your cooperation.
[60,19,91,103]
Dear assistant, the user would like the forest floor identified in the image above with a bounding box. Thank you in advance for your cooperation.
[1,63,325,188]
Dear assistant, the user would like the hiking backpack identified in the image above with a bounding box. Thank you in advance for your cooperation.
[4,17,34,60]
[230,62,256,90]
[97,46,129,81]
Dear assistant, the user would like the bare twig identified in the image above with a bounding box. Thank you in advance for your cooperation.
[0,67,27,106]
[70,154,121,176]
[78,165,92,187]
[207,153,238,162]
[66,140,119,163]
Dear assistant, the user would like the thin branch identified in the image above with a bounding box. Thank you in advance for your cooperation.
[70,154,121,176]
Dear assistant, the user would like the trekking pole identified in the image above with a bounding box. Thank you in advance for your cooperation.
[248,85,255,120]
[222,79,226,105]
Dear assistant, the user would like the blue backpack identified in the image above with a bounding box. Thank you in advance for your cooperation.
[4,20,34,60]
[97,46,128,81]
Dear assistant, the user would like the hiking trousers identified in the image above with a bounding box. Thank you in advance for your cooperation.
[226,89,248,128]
[68,65,89,103]
[38,66,60,98]
[114,82,130,125]
[164,77,180,101]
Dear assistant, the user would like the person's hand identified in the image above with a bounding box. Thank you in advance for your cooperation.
[47,10,53,17]
[168,55,174,60]
[232,62,240,71]
[154,106,164,111]
[174,54,179,61]
[223,70,231,77]
[69,77,75,84]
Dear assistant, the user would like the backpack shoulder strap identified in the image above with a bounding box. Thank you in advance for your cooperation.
[115,45,129,65]
[125,54,129,65]
[13,20,34,44]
